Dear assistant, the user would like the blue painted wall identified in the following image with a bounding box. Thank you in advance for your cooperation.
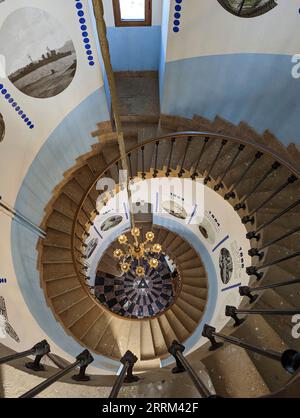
[161,53,300,146]
[107,26,161,71]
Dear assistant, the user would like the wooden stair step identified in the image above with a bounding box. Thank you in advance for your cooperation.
[150,318,168,357]
[42,263,76,280]
[164,310,189,342]
[175,297,202,323]
[47,210,73,234]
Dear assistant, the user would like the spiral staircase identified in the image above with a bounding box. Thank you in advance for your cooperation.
[29,69,300,397]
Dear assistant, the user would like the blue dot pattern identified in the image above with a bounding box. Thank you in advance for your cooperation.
[75,0,95,66]
[0,83,35,129]
[173,0,183,33]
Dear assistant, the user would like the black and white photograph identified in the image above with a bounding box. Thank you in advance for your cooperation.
[162,200,187,220]
[219,247,233,284]
[0,296,20,343]
[0,7,77,99]
[198,219,216,245]
[0,113,4,142]
[100,215,123,232]
[85,237,99,259]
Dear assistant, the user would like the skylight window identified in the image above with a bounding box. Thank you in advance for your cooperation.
[113,0,152,27]
[119,0,145,21]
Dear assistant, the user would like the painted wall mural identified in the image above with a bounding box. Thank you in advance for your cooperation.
[0,296,20,342]
[217,0,278,18]
[0,7,77,99]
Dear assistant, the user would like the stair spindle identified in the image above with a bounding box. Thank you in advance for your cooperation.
[215,144,245,191]
[224,151,263,200]
[204,139,227,184]
[235,162,281,211]
[239,277,300,303]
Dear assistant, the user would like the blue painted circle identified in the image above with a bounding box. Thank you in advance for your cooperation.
[176,0,182,3]
[175,5,181,11]
[79,17,86,24]
[8,98,14,103]
[77,10,84,17]
[88,56,94,61]
[21,114,26,119]
[82,31,88,37]
[30,125,34,129]
[174,12,181,19]
[89,61,95,66]
[12,102,17,107]
[0,84,3,89]
[1,89,7,94]
[18,110,23,115]
[174,19,180,26]
[85,44,91,50]
[83,37,90,43]
[5,93,10,99]
[80,25,87,31]
[76,2,83,9]
[173,26,180,33]
[86,50,92,55]
[25,117,29,123]
[27,121,31,126]
[15,106,20,111]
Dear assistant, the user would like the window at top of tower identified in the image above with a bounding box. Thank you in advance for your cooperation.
[113,0,152,27]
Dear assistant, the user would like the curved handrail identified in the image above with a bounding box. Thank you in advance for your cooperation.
[71,130,300,316]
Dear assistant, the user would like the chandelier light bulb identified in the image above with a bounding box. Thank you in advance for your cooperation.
[131,227,140,237]
[152,243,162,253]
[149,258,159,269]
[113,249,123,259]
[146,231,155,242]
[118,234,128,245]
[120,262,130,273]
[136,266,145,277]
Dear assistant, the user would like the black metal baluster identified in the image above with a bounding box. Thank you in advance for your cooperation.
[153,140,159,178]
[141,146,146,179]
[108,351,139,398]
[249,225,300,259]
[224,152,263,200]
[81,207,93,226]
[74,247,86,259]
[204,139,227,184]
[225,305,300,326]
[178,137,192,177]
[215,144,245,191]
[168,341,216,398]
[239,278,300,303]
[246,251,300,280]
[246,198,300,241]
[235,162,281,211]
[166,139,175,177]
[0,340,50,371]
[191,137,209,180]
[202,324,300,374]
[242,175,297,224]
[19,350,94,398]
[75,233,88,248]
[128,153,133,180]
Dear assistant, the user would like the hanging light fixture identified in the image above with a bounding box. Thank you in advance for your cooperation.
[113,228,162,277]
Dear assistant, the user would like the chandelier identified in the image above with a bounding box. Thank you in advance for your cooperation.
[113,227,162,277]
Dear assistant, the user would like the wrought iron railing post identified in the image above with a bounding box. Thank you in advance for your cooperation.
[225,305,300,327]
[168,341,215,398]
[19,349,94,398]
[108,350,139,399]
[202,325,300,374]
[239,278,300,304]
[0,340,50,371]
